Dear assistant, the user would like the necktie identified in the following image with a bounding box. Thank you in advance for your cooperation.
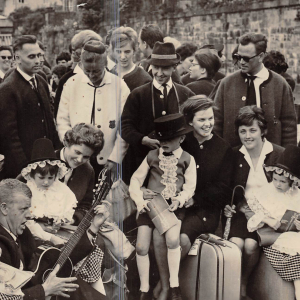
[246,75,257,106]
[162,83,168,112]
[29,78,37,91]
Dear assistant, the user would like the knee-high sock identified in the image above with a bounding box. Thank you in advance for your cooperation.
[167,246,181,288]
[136,253,150,292]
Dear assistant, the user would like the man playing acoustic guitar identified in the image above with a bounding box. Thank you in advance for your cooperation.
[0,179,109,300]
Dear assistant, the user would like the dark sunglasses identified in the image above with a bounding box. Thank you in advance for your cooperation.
[233,52,262,63]
[1,56,12,60]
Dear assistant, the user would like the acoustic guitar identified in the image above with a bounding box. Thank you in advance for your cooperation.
[30,168,110,298]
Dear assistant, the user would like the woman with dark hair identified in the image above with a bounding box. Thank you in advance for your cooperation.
[58,123,104,224]
[224,105,284,299]
[186,49,221,96]
[152,95,233,299]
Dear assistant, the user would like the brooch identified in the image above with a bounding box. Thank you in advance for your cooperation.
[109,120,116,129]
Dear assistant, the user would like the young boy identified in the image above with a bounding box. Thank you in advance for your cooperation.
[121,42,195,184]
[129,113,197,300]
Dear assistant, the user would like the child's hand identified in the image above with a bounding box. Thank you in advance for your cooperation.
[169,199,180,212]
[294,219,300,231]
[138,201,151,214]
[265,217,280,229]
[142,188,159,200]
[224,205,236,217]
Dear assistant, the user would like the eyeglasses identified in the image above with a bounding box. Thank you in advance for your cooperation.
[1,56,12,60]
[233,53,262,63]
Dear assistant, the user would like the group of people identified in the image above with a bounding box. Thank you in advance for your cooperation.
[0,21,298,300]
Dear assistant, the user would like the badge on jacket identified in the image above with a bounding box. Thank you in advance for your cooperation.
[109,120,116,129]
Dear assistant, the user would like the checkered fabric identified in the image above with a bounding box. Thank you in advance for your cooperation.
[0,293,22,300]
[263,247,300,281]
[74,244,104,283]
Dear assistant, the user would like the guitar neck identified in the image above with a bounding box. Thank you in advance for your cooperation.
[53,180,110,270]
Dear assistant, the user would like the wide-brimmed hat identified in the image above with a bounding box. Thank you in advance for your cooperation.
[148,113,193,141]
[147,42,181,67]
[264,145,300,185]
[21,138,68,180]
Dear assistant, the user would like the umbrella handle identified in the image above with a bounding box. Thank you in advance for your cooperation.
[223,204,236,240]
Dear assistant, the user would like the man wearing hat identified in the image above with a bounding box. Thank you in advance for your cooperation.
[129,113,196,300]
[57,40,130,179]
[121,41,195,183]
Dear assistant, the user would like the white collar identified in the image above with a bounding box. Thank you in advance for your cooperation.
[81,69,111,86]
[251,64,269,80]
[107,56,116,71]
[153,77,173,90]
[73,64,84,75]
[2,225,17,241]
[0,69,5,79]
[159,146,183,158]
[17,66,35,82]
[239,138,273,160]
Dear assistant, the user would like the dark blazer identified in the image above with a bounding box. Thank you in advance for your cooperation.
[231,143,284,203]
[0,70,60,178]
[0,224,93,300]
[121,81,194,173]
[55,150,95,225]
[186,77,216,96]
[182,132,234,232]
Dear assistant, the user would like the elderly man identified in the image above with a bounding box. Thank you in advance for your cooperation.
[54,30,102,118]
[57,40,130,178]
[213,33,297,147]
[0,35,60,178]
[0,45,13,83]
[0,179,109,300]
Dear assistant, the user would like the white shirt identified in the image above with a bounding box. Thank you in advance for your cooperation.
[57,70,130,164]
[17,67,37,89]
[239,139,273,199]
[0,69,5,80]
[248,64,269,108]
[107,56,116,71]
[129,147,196,212]
[153,77,173,95]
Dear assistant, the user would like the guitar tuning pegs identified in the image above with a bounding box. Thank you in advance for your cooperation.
[93,189,96,192]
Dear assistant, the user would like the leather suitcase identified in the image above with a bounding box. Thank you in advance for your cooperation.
[179,234,241,300]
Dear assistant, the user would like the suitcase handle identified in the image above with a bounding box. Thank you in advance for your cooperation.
[199,234,230,248]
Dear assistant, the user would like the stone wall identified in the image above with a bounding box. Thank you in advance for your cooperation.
[112,0,300,80]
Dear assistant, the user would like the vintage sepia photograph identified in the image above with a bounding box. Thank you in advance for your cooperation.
[0,0,298,299]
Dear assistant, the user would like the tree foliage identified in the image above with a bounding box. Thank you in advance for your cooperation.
[9,7,45,36]
[77,0,104,32]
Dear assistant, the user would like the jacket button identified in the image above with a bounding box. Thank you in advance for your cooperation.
[242,96,246,101]
[99,157,103,160]
[196,165,199,169]
[38,103,40,106]
[200,145,203,149]
[97,108,101,111]
[239,164,242,167]
[42,119,44,123]
[203,217,206,221]
[97,125,101,128]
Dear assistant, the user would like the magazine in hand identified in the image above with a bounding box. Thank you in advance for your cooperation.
[279,209,300,232]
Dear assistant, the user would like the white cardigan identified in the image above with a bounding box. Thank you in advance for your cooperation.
[57,70,130,164]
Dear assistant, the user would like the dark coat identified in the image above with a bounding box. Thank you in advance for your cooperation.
[213,69,297,147]
[186,77,216,96]
[232,143,285,196]
[181,71,225,86]
[0,69,60,178]
[0,224,93,300]
[121,81,194,181]
[181,132,234,232]
[55,150,95,225]
[110,65,152,91]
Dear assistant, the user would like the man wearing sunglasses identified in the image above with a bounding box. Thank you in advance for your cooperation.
[213,32,296,148]
[0,46,12,83]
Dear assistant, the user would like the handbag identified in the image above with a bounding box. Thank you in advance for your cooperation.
[97,221,135,260]
[106,179,137,223]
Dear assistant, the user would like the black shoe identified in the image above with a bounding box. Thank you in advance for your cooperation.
[169,287,182,300]
[139,291,152,300]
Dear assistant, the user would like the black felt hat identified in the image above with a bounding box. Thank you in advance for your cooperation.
[147,42,181,67]
[148,113,193,141]
[265,145,300,180]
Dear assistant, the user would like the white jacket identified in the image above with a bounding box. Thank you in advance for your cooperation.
[57,71,130,164]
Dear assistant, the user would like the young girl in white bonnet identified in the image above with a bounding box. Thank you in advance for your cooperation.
[245,145,300,299]
[22,138,77,245]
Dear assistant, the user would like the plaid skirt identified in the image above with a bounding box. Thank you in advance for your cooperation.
[263,247,300,281]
